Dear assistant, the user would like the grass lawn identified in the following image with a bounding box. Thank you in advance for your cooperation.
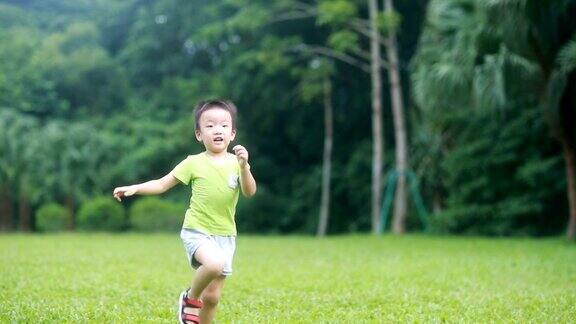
[1,233,575,323]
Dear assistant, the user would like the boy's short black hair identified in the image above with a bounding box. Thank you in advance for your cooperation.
[194,99,238,130]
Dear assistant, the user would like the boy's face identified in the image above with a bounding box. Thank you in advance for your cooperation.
[195,107,236,154]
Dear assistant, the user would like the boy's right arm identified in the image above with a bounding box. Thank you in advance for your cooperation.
[113,173,180,201]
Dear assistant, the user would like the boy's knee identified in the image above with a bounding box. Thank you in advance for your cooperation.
[203,260,225,277]
[202,290,221,307]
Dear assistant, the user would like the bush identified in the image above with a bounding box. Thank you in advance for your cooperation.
[77,196,125,231]
[36,203,69,232]
[236,185,287,233]
[130,197,184,232]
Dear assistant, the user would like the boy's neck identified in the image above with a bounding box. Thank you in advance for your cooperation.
[205,150,228,160]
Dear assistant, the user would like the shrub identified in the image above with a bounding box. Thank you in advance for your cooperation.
[36,203,69,232]
[130,197,184,232]
[77,196,125,231]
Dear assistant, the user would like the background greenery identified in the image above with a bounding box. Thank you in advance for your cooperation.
[0,0,574,237]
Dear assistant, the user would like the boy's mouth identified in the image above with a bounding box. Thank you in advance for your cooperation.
[214,137,224,143]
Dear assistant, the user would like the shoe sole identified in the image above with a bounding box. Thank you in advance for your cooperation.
[178,291,186,324]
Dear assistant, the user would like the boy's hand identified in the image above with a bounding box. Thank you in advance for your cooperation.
[232,145,250,169]
[113,186,137,201]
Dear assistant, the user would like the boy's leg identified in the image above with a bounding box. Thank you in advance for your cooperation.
[199,275,226,324]
[181,244,225,323]
[189,244,226,299]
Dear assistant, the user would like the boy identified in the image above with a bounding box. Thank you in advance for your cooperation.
[113,99,256,324]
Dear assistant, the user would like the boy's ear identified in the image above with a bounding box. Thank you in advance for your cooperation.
[195,130,202,142]
[230,129,237,141]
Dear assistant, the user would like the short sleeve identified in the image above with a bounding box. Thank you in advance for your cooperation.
[171,157,193,185]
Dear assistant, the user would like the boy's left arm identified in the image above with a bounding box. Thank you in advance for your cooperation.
[233,145,257,197]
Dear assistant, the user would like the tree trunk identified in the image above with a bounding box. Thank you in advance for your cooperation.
[317,77,333,237]
[369,0,384,234]
[433,189,443,214]
[0,185,13,231]
[562,138,576,241]
[19,190,31,231]
[384,0,409,234]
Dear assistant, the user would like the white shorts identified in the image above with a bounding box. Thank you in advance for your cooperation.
[180,228,236,276]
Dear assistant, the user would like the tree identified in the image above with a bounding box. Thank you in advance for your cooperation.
[172,1,339,233]
[298,58,336,236]
[0,0,427,235]
[16,119,41,231]
[383,0,409,234]
[32,22,128,117]
[0,27,68,118]
[0,110,43,231]
[25,121,114,229]
[368,0,386,234]
[0,111,20,231]
[273,0,410,234]
[482,0,576,240]
[412,0,574,236]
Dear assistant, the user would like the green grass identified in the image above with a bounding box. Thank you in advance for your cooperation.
[1,234,575,323]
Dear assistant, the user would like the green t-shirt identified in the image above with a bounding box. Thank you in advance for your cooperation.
[171,152,240,235]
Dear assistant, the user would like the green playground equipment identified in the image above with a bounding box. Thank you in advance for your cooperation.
[380,170,429,233]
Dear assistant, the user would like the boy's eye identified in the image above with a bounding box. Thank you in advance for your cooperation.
[206,125,213,128]
[223,125,229,128]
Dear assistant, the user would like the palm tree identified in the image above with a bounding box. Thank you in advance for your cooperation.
[413,0,576,240]
[411,0,512,216]
[0,110,40,231]
[30,121,98,229]
[481,0,576,240]
[0,111,19,231]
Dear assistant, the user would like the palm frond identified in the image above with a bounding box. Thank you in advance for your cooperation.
[558,38,576,74]
[473,54,507,110]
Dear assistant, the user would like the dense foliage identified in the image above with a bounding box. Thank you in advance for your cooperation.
[129,197,183,232]
[0,0,574,236]
[411,0,576,236]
